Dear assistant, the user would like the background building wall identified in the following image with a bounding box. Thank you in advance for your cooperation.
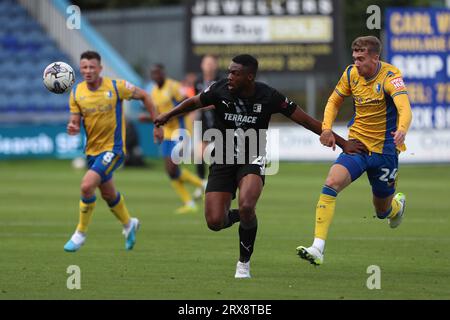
[85,6,186,81]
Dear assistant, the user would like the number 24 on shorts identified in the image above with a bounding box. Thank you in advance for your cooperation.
[379,168,398,182]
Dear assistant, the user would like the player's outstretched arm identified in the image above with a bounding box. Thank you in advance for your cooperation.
[391,93,412,146]
[132,87,158,122]
[391,90,412,146]
[320,90,344,150]
[154,95,203,127]
[289,107,322,135]
[132,87,164,143]
[67,113,81,135]
[289,107,367,154]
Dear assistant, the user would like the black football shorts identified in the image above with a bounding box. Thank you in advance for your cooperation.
[205,163,265,199]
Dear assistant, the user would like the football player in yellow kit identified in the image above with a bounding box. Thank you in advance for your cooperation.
[64,51,161,252]
[142,64,204,214]
[297,36,413,265]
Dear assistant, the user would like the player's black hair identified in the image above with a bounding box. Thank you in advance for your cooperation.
[232,54,258,76]
[80,51,101,62]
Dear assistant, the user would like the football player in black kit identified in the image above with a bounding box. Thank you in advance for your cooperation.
[154,54,366,278]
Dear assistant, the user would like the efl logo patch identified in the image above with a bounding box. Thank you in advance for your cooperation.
[253,103,262,113]
[390,77,405,90]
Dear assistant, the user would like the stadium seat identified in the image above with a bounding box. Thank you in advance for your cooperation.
[8,93,28,110]
[19,19,41,33]
[13,77,30,93]
[1,34,19,50]
[0,77,9,90]
[28,92,51,112]
[17,60,38,76]
[0,52,9,64]
[0,93,9,111]
[28,78,46,93]
[48,93,70,111]
[0,0,77,120]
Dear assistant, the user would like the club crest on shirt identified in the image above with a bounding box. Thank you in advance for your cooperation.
[373,83,381,93]
[105,91,113,98]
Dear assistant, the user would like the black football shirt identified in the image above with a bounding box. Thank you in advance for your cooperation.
[199,79,297,164]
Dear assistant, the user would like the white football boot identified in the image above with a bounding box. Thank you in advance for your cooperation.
[234,261,251,278]
[388,193,406,229]
[296,246,324,266]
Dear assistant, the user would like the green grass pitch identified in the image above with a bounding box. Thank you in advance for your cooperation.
[0,159,449,299]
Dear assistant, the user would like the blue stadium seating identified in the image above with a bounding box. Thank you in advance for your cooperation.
[0,0,78,123]
[0,92,8,110]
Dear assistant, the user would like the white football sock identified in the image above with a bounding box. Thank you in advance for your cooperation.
[312,238,325,253]
[71,231,86,245]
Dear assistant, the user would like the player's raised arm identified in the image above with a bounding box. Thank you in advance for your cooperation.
[132,86,164,143]
[115,79,158,123]
[132,86,158,123]
[391,93,412,146]
[288,106,366,154]
[319,66,351,150]
[154,95,203,127]
[320,90,345,149]
[272,89,366,154]
[68,87,81,135]
[384,74,413,147]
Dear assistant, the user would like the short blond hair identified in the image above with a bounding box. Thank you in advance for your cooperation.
[351,36,381,55]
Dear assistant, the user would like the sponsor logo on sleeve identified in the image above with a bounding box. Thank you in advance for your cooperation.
[390,77,405,90]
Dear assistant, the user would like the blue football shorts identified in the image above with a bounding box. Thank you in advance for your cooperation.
[335,152,399,198]
[87,151,124,183]
[161,140,177,158]
[161,138,190,159]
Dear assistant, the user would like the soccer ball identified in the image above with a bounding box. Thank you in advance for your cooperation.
[43,62,75,94]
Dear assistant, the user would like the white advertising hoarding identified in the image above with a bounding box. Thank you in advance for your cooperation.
[268,125,450,163]
[192,16,333,44]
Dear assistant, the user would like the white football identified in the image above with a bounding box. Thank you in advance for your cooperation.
[43,61,75,94]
